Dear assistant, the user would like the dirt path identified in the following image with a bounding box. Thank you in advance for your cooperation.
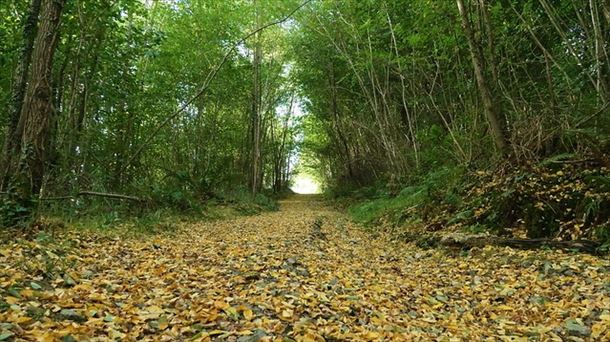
[1,195,609,340]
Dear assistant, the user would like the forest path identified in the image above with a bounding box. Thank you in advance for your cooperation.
[2,195,610,340]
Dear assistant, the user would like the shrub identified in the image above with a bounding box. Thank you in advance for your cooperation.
[0,192,33,228]
[348,166,466,226]
[464,164,610,240]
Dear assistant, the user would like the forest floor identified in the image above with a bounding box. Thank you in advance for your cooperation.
[1,195,610,341]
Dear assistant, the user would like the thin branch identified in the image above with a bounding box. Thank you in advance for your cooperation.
[78,191,142,202]
[575,102,610,128]
[124,0,314,169]
[40,191,143,202]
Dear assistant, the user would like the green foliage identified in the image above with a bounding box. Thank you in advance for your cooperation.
[218,187,279,215]
[150,186,201,213]
[0,193,33,228]
[347,160,610,245]
[0,0,302,228]
[292,0,610,208]
[454,164,610,240]
[253,193,280,212]
[2,0,609,239]
[463,223,489,235]
[348,167,465,226]
[349,196,412,226]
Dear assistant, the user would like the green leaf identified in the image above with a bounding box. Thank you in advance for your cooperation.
[564,319,590,336]
[7,287,20,298]
[62,335,77,342]
[0,332,15,341]
[63,274,76,287]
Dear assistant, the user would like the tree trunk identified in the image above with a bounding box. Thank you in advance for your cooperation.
[456,0,508,154]
[328,62,354,180]
[1,0,42,191]
[249,0,263,195]
[589,0,610,103]
[7,0,66,202]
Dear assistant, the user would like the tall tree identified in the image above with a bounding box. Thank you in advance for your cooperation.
[250,0,263,195]
[5,0,66,203]
[456,0,508,154]
[1,0,42,190]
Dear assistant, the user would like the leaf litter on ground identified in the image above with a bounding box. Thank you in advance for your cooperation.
[0,196,609,341]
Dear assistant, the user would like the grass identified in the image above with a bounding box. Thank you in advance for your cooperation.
[345,158,610,247]
[347,167,466,226]
[348,189,425,226]
[1,189,280,240]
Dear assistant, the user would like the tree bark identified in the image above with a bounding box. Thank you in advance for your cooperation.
[7,0,66,201]
[456,0,508,154]
[249,0,263,195]
[328,62,355,181]
[589,0,610,103]
[1,0,42,191]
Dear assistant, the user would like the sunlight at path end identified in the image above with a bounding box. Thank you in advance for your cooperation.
[291,173,321,194]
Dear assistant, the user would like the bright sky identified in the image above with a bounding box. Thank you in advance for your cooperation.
[291,173,321,194]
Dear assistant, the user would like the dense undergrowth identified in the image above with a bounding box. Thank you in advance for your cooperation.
[345,155,610,249]
[0,187,280,237]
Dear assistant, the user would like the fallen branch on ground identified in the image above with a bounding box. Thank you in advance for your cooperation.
[41,191,143,202]
[402,232,602,254]
[496,238,600,252]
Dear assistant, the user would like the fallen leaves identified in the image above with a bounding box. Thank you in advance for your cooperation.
[464,165,610,240]
[280,308,293,319]
[0,196,609,340]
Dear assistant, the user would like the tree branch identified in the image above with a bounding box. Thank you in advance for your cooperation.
[40,191,143,202]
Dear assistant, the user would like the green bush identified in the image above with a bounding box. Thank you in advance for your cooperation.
[217,187,279,215]
[150,186,202,212]
[0,192,33,228]
[348,166,466,226]
[465,164,610,240]
[254,193,279,211]
[347,158,610,245]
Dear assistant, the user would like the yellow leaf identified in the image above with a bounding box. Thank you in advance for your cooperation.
[591,322,608,339]
[281,309,293,319]
[13,316,33,324]
[301,332,324,342]
[148,305,164,314]
[28,331,56,342]
[20,289,34,298]
[301,337,317,342]
[88,293,106,302]
[224,306,239,320]
[495,305,513,311]
[4,296,19,305]
[213,300,229,309]
[463,312,475,321]
[363,331,381,340]
[243,309,254,320]
[140,305,164,320]
[109,329,126,340]
[158,316,169,330]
